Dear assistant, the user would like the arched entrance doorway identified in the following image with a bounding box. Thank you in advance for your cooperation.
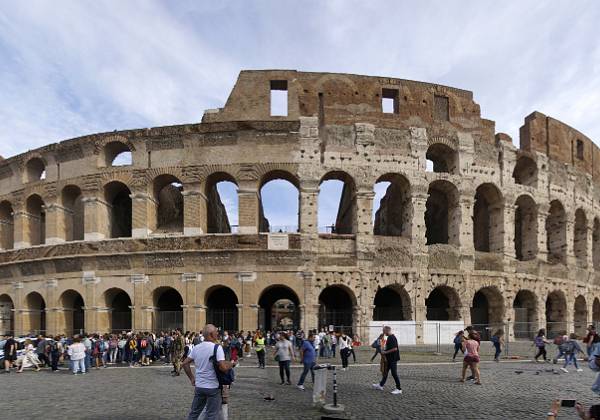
[513,290,537,339]
[0,294,14,335]
[59,290,85,335]
[425,286,461,321]
[318,286,355,334]
[372,285,412,321]
[206,287,238,332]
[105,288,132,332]
[546,291,567,338]
[258,286,300,331]
[470,287,504,340]
[153,288,183,332]
[24,292,46,334]
[574,295,588,336]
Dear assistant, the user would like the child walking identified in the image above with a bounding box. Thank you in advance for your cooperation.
[452,330,464,362]
[491,329,504,362]
[534,329,550,363]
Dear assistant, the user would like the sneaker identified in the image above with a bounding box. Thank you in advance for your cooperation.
[560,367,569,373]
[297,385,305,390]
[577,368,583,372]
[391,389,402,395]
[372,384,384,391]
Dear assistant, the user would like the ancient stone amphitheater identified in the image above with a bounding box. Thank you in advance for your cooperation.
[0,70,597,343]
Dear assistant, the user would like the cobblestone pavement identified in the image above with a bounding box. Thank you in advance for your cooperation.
[1,351,597,419]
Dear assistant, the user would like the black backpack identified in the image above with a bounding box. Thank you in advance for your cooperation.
[211,344,235,388]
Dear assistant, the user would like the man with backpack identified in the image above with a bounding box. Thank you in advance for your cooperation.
[182,324,236,420]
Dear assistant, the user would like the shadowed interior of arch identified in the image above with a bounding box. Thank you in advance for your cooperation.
[206,286,238,332]
[258,286,300,330]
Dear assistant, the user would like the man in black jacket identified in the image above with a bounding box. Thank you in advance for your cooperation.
[372,326,402,395]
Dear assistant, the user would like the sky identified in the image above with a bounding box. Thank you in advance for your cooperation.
[1,0,600,229]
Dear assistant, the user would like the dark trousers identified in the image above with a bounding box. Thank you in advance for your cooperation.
[452,343,462,359]
[535,346,547,361]
[380,359,401,390]
[257,350,265,367]
[340,349,349,368]
[332,344,336,357]
[50,351,59,371]
[349,348,356,362]
[371,348,380,361]
[278,360,291,383]
[37,353,48,367]
[493,343,501,360]
[298,361,315,385]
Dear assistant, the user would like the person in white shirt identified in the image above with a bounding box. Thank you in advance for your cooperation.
[338,334,351,370]
[67,336,87,374]
[182,324,235,420]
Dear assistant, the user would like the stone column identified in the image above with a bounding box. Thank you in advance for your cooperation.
[182,272,201,331]
[194,305,207,330]
[586,216,594,269]
[131,192,155,238]
[11,281,23,335]
[237,181,259,234]
[45,279,58,335]
[82,197,110,241]
[502,203,516,259]
[94,307,111,333]
[537,204,549,262]
[130,273,149,331]
[298,304,307,332]
[355,188,374,257]
[566,211,576,267]
[248,304,259,332]
[0,212,14,251]
[410,189,428,251]
[44,203,68,245]
[13,210,31,249]
[82,272,100,333]
[459,305,471,327]
[182,183,207,236]
[458,193,474,251]
[236,304,245,332]
[298,181,319,235]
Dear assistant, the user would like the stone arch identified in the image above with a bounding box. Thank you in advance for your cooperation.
[61,185,85,241]
[594,218,600,270]
[319,171,357,234]
[513,290,538,339]
[58,289,85,335]
[372,284,412,321]
[258,285,300,331]
[318,285,357,333]
[26,194,46,246]
[473,183,504,253]
[373,173,412,237]
[259,170,299,233]
[574,209,588,266]
[25,157,46,182]
[103,141,132,167]
[24,291,46,334]
[513,155,537,187]
[104,181,132,238]
[153,174,184,233]
[470,286,505,339]
[205,286,239,332]
[514,195,538,261]
[205,172,238,233]
[425,180,460,245]
[0,294,14,335]
[546,290,567,337]
[546,200,567,264]
[426,143,458,174]
[153,287,184,332]
[425,285,461,321]
[104,288,132,332]
[574,295,588,336]
[593,298,600,324]
[0,200,14,250]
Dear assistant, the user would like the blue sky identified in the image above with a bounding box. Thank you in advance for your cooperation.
[1,1,600,229]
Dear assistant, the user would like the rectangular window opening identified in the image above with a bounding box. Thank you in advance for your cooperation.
[576,139,584,160]
[382,88,399,114]
[434,95,449,121]
[270,80,288,116]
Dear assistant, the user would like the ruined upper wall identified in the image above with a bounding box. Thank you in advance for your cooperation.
[520,111,599,179]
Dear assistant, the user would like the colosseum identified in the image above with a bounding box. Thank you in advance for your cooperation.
[0,70,598,344]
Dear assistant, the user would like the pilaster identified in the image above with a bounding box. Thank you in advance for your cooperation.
[237,181,259,234]
[82,197,110,241]
[44,203,67,244]
[131,192,155,238]
[182,185,207,236]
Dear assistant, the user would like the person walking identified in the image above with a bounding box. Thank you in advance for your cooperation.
[49,336,62,372]
[560,333,585,373]
[584,325,598,357]
[68,336,86,374]
[534,329,550,363]
[254,331,266,369]
[351,335,360,363]
[460,332,481,385]
[372,326,402,395]
[297,333,316,390]
[35,334,48,368]
[452,330,464,361]
[172,329,185,376]
[370,333,384,362]
[182,324,235,420]
[274,332,295,385]
[491,329,504,362]
[108,334,118,364]
[17,339,41,373]
[3,334,17,373]
[339,333,351,371]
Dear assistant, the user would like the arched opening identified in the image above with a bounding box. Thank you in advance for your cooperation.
[372,173,411,237]
[59,290,85,335]
[514,195,538,261]
[206,173,238,233]
[0,294,14,335]
[473,183,504,253]
[546,291,567,338]
[546,200,567,264]
[318,285,355,334]
[594,219,600,270]
[61,185,85,241]
[26,194,45,246]
[426,143,458,174]
[153,287,183,332]
[318,171,356,234]
[206,287,238,332]
[154,174,184,233]
[574,295,588,336]
[372,285,412,321]
[104,181,132,238]
[24,292,46,334]
[259,171,299,233]
[258,285,300,331]
[426,286,461,320]
[574,209,588,266]
[104,141,132,167]
[425,180,460,245]
[25,157,46,182]
[470,287,505,340]
[0,201,14,250]
[594,298,600,325]
[105,288,132,332]
[513,290,538,339]
[512,156,537,187]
